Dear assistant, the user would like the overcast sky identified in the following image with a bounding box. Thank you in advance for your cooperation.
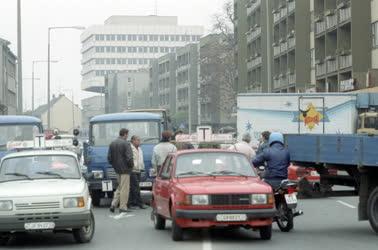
[0,0,227,110]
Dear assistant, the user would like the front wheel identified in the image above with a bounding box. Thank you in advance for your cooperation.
[276,202,294,232]
[367,187,378,233]
[73,211,95,243]
[152,207,166,230]
[171,219,184,241]
[259,225,272,240]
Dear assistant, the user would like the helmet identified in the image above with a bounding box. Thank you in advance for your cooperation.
[269,132,284,145]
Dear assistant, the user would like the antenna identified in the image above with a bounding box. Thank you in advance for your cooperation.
[154,0,158,15]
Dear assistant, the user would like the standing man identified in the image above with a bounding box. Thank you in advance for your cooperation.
[228,133,256,162]
[128,135,147,209]
[108,128,134,213]
[152,131,177,174]
[256,131,271,155]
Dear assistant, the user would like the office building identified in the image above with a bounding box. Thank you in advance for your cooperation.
[81,16,203,94]
[0,38,17,115]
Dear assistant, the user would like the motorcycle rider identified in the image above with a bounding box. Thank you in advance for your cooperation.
[252,132,290,189]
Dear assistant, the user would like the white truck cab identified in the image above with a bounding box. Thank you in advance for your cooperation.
[0,149,94,245]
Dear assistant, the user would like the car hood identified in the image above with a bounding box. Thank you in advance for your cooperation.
[175,177,272,194]
[0,179,86,198]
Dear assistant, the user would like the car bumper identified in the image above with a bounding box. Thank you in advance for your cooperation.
[175,208,276,228]
[0,211,92,232]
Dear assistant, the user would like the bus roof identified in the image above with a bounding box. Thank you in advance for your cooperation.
[0,115,42,125]
[90,112,161,123]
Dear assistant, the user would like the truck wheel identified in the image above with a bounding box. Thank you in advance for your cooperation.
[259,225,272,240]
[152,207,166,230]
[91,191,102,207]
[171,219,184,241]
[73,211,95,243]
[367,187,378,233]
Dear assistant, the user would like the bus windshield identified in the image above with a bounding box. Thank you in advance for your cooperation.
[91,121,160,146]
[0,125,41,150]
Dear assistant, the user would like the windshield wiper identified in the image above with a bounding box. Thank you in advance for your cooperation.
[36,171,66,179]
[5,172,33,180]
[210,170,249,177]
[177,171,207,177]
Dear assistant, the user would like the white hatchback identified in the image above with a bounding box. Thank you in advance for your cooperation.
[0,150,94,245]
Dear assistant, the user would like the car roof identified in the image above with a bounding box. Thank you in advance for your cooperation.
[171,149,245,157]
[1,150,77,160]
[0,115,42,125]
[90,112,161,123]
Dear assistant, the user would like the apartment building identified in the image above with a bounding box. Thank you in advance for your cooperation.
[0,38,17,115]
[372,0,378,69]
[81,16,203,94]
[313,0,371,92]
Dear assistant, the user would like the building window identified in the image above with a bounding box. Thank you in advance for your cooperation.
[160,35,165,41]
[170,35,175,41]
[117,34,122,41]
[165,35,169,41]
[373,22,378,48]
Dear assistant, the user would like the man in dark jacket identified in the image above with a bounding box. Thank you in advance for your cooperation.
[252,132,290,189]
[108,128,134,213]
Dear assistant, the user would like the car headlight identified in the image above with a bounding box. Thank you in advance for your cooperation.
[191,195,209,205]
[63,197,85,208]
[0,200,13,211]
[92,170,104,179]
[251,194,268,205]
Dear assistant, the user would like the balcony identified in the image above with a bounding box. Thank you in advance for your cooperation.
[250,26,262,41]
[339,6,351,24]
[273,44,281,57]
[273,77,281,89]
[246,2,253,16]
[288,72,296,85]
[339,54,352,69]
[252,56,262,68]
[287,36,296,50]
[315,20,326,35]
[246,58,253,70]
[280,75,288,86]
[249,0,261,15]
[273,10,281,24]
[287,1,295,14]
[316,62,326,77]
[280,41,288,54]
[280,5,288,19]
[326,57,338,73]
[326,13,337,30]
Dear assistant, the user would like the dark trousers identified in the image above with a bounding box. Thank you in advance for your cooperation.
[128,172,143,207]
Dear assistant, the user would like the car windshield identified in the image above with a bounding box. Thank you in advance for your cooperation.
[0,125,41,150]
[91,121,160,146]
[0,155,80,182]
[175,152,256,177]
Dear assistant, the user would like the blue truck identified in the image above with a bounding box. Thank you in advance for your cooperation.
[0,115,43,159]
[83,112,162,206]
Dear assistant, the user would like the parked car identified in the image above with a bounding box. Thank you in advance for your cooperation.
[151,149,276,241]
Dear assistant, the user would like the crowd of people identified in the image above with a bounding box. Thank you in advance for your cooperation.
[107,128,290,214]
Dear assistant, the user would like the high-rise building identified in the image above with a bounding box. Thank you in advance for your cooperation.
[0,38,17,115]
[81,16,203,94]
[313,0,371,92]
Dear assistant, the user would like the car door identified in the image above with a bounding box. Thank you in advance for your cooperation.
[154,156,171,216]
[158,156,174,218]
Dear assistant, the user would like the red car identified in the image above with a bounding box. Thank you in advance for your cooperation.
[151,149,276,241]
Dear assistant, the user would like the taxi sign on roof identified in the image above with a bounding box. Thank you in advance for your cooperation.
[7,135,73,150]
[175,126,234,143]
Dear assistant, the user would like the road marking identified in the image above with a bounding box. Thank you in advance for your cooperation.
[202,231,212,250]
[336,200,356,209]
[109,213,135,220]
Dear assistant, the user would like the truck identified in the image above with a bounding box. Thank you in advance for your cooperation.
[83,112,162,206]
[124,109,170,131]
[286,134,378,233]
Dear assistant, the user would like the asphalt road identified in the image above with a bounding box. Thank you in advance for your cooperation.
[2,196,377,250]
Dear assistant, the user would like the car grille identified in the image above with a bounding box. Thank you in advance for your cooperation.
[16,212,60,222]
[15,202,60,210]
[210,194,251,206]
[107,168,118,179]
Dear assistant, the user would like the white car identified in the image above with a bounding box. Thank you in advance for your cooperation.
[0,150,94,245]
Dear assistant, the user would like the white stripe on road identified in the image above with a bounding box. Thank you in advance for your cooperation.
[336,200,356,209]
[109,213,135,220]
[202,231,212,250]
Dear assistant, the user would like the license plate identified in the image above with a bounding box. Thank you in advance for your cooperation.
[139,182,153,187]
[285,193,298,205]
[102,180,113,192]
[24,222,55,230]
[216,214,247,222]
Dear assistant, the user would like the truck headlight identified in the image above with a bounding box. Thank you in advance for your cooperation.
[191,195,209,205]
[63,197,85,208]
[0,200,13,211]
[92,170,104,179]
[250,194,268,205]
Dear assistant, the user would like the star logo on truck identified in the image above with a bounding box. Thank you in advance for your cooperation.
[299,104,324,130]
[245,121,252,132]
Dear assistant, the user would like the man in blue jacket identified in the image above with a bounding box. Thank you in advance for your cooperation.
[252,132,290,189]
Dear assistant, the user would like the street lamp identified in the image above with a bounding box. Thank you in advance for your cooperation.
[32,60,58,113]
[23,78,40,112]
[47,26,85,129]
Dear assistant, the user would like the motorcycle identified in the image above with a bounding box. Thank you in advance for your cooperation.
[257,166,303,232]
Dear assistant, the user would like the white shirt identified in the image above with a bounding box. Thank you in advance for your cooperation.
[131,144,144,172]
[152,142,177,170]
[228,141,256,162]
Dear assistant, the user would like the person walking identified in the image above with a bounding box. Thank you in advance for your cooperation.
[108,128,134,213]
[228,133,256,162]
[152,131,177,174]
[128,135,147,209]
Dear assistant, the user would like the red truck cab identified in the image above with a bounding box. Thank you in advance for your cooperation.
[151,149,276,241]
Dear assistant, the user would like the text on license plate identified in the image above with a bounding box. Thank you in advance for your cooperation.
[216,214,247,222]
[24,222,55,230]
[102,180,113,192]
[285,194,298,205]
[139,182,152,187]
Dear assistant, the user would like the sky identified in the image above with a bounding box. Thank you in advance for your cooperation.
[0,0,227,110]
